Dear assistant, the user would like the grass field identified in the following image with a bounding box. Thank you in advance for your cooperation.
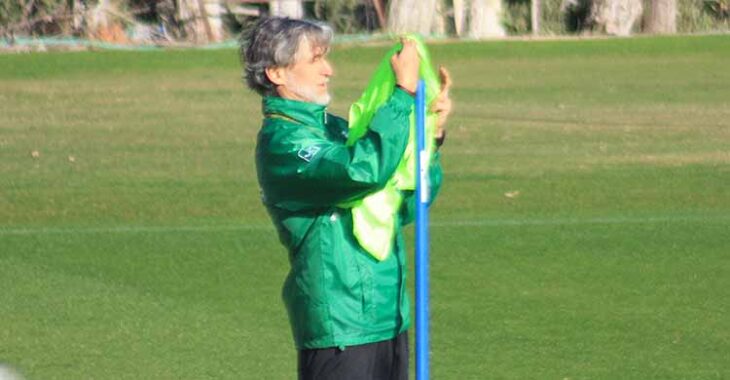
[1,35,730,379]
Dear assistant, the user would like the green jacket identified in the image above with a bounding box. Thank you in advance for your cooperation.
[255,88,443,349]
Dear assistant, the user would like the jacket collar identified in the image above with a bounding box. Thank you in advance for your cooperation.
[263,96,327,127]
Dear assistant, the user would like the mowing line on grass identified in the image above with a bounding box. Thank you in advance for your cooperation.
[0,214,727,236]
[433,214,730,227]
[0,223,272,236]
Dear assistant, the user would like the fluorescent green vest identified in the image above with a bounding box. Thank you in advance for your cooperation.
[345,35,441,260]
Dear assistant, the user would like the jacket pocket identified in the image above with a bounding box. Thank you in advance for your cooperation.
[355,258,375,322]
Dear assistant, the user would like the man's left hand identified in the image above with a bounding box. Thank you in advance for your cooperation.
[432,66,453,145]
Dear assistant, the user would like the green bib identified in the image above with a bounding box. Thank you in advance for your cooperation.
[343,35,440,261]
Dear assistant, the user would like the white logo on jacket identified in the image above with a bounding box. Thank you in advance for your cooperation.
[297,145,321,162]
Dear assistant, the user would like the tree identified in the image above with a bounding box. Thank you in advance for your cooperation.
[270,0,303,19]
[643,0,676,34]
[387,0,438,34]
[0,0,73,38]
[468,0,506,38]
[589,0,643,36]
[453,0,466,35]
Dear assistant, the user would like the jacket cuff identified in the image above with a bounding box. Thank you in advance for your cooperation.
[391,86,416,111]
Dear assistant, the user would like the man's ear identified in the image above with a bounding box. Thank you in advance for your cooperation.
[265,67,287,86]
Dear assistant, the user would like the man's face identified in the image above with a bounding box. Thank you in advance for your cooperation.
[275,37,333,105]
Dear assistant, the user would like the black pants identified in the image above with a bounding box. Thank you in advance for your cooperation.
[298,332,409,380]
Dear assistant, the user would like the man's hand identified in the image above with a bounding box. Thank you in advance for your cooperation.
[432,66,453,144]
[391,39,420,94]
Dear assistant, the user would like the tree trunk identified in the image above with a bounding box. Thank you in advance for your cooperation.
[434,0,446,35]
[72,0,86,34]
[589,0,643,36]
[453,0,466,36]
[372,0,386,29]
[202,0,227,42]
[22,0,36,32]
[468,0,506,38]
[270,0,303,19]
[531,0,540,35]
[387,0,438,35]
[643,0,676,34]
[176,0,210,43]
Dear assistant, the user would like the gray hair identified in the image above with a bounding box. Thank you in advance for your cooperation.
[241,17,333,97]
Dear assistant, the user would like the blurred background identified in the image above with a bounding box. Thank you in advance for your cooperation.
[1,0,729,49]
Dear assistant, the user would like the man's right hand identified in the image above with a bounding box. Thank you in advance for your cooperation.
[391,38,420,94]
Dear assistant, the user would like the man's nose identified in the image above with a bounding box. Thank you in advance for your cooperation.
[322,59,334,77]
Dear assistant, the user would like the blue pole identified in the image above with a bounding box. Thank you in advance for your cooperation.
[414,79,430,380]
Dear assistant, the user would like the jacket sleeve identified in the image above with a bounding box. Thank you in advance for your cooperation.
[259,89,414,211]
[399,151,444,226]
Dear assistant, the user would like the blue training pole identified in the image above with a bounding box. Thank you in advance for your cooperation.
[414,79,430,380]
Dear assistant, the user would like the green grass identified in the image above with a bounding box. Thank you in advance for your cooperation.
[1,35,729,379]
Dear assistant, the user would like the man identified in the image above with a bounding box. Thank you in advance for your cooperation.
[242,17,452,380]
